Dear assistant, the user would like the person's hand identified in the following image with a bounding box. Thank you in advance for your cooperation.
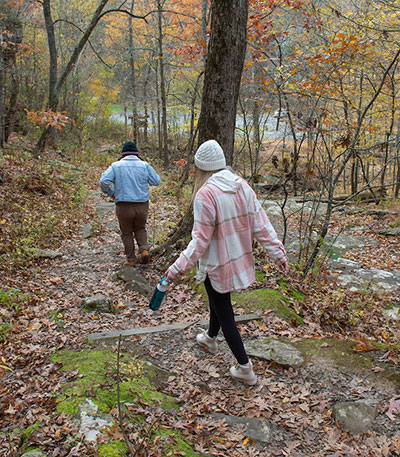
[165,268,176,283]
[276,256,289,275]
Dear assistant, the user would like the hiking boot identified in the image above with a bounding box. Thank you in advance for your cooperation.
[230,360,257,385]
[140,249,150,264]
[124,260,135,266]
[196,330,218,354]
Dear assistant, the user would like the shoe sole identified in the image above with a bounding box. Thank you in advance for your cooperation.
[230,375,258,386]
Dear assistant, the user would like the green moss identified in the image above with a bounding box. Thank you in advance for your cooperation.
[51,349,179,416]
[233,288,304,324]
[24,448,42,453]
[277,278,305,301]
[156,429,205,456]
[292,337,400,383]
[98,440,128,457]
[21,421,39,441]
[255,270,265,282]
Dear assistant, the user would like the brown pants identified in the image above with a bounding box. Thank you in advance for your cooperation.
[116,201,149,262]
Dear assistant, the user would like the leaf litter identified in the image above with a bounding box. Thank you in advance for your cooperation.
[0,160,399,456]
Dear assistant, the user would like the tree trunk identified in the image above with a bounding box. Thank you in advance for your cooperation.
[128,1,138,143]
[197,0,249,164]
[156,0,169,167]
[0,28,4,148]
[43,0,58,111]
[152,0,248,260]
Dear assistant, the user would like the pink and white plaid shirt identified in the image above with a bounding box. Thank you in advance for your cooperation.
[167,170,287,293]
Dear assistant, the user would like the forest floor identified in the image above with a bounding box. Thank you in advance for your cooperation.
[0,144,400,457]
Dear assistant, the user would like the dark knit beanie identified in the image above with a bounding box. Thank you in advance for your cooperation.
[122,141,139,153]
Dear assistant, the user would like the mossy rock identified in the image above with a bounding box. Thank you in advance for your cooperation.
[232,288,304,325]
[51,349,203,456]
[51,349,178,416]
[292,337,400,385]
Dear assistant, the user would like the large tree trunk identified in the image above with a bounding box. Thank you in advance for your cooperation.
[152,0,249,258]
[197,0,249,165]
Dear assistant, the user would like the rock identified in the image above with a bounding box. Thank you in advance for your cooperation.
[331,267,400,293]
[212,413,273,445]
[34,249,62,259]
[21,452,47,457]
[79,398,114,442]
[81,224,94,239]
[245,337,305,368]
[113,267,153,297]
[378,226,400,236]
[357,268,400,291]
[82,294,113,313]
[332,401,377,434]
[330,258,361,271]
[98,144,118,154]
[325,234,366,253]
[382,306,400,321]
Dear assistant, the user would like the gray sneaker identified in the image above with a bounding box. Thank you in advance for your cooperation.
[196,330,218,354]
[230,360,257,385]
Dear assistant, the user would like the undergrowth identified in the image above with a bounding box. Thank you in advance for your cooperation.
[0,146,94,271]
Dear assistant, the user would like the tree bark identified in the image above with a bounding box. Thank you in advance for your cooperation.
[197,0,249,164]
[152,0,249,259]
[0,28,4,148]
[128,1,138,142]
[156,0,169,167]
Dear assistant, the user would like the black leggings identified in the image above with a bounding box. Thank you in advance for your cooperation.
[204,276,249,365]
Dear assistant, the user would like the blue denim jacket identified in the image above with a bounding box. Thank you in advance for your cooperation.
[99,156,161,202]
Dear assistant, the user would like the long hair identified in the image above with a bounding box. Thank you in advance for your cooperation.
[191,166,222,203]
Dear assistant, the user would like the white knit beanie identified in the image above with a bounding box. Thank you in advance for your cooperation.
[194,140,226,171]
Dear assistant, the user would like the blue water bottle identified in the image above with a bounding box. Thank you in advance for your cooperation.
[149,277,169,311]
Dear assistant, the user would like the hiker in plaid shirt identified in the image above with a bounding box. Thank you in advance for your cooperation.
[166,140,289,385]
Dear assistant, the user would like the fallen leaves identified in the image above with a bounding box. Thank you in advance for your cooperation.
[354,337,380,352]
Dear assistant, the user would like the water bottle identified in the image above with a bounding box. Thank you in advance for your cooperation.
[149,277,169,311]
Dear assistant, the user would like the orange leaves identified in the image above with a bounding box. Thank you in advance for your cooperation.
[25,109,75,131]
[354,337,379,352]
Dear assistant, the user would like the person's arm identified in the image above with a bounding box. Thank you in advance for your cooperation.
[99,165,115,198]
[253,196,289,274]
[146,164,161,186]
[166,194,215,281]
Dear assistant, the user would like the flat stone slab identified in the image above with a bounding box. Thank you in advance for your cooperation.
[212,412,273,445]
[332,401,377,435]
[88,313,261,341]
[82,294,112,313]
[245,337,305,368]
[330,267,400,292]
[379,227,400,236]
[34,249,62,259]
